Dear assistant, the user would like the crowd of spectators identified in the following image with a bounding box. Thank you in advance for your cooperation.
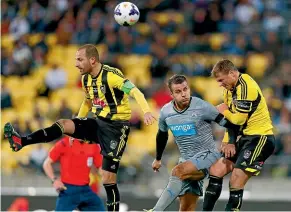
[1,0,291,179]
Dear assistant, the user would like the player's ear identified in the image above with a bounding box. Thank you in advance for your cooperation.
[89,57,96,66]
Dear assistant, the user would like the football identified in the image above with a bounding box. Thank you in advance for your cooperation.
[114,2,140,26]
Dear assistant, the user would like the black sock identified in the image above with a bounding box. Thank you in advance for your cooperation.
[225,188,244,211]
[21,123,64,147]
[103,183,120,211]
[203,175,223,211]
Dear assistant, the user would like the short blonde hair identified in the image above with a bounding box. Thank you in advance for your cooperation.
[211,59,238,77]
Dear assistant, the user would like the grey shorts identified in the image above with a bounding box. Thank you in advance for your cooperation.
[180,179,204,196]
[179,150,221,196]
[189,149,221,171]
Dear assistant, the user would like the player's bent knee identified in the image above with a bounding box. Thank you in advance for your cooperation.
[229,168,251,189]
[209,158,233,178]
[180,204,196,212]
[101,169,117,184]
[171,165,182,178]
[57,119,75,134]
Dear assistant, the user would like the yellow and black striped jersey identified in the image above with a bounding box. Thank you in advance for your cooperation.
[223,73,273,135]
[81,64,131,121]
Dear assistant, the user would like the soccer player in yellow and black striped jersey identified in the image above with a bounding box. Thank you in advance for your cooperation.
[203,59,275,211]
[4,44,156,212]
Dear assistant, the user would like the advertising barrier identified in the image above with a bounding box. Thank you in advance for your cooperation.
[1,195,291,211]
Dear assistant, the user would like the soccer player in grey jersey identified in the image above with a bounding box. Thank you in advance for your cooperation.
[149,75,238,211]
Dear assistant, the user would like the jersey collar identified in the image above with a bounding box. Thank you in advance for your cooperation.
[231,73,242,92]
[172,97,192,114]
[91,64,103,79]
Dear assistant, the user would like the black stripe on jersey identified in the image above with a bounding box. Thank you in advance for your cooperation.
[113,88,124,105]
[83,74,90,99]
[92,79,98,98]
[101,69,117,116]
[239,77,247,100]
[103,65,124,78]
[239,93,261,134]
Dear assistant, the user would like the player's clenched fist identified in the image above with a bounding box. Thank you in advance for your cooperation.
[216,103,228,114]
[152,159,162,172]
[144,112,156,126]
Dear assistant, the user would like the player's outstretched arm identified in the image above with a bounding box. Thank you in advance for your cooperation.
[121,80,156,125]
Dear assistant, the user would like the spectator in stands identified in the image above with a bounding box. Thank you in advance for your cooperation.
[234,0,258,25]
[263,10,285,32]
[71,21,90,45]
[1,84,13,109]
[43,64,67,96]
[44,9,62,33]
[87,10,104,44]
[281,133,291,177]
[132,35,151,55]
[32,46,46,68]
[56,10,75,45]
[129,109,142,130]
[34,33,48,54]
[28,144,48,174]
[56,100,73,120]
[223,33,247,56]
[1,47,9,75]
[12,38,32,76]
[247,34,264,53]
[152,84,172,109]
[28,2,46,33]
[9,15,29,40]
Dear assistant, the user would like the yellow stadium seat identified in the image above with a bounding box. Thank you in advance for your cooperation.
[167,34,178,48]
[45,33,57,46]
[1,109,17,128]
[203,79,224,105]
[47,45,67,65]
[50,87,84,113]
[4,76,21,91]
[209,33,225,51]
[31,65,51,88]
[246,54,269,79]
[28,33,42,46]
[190,76,208,94]
[35,97,51,115]
[172,12,184,24]
[153,13,169,25]
[136,23,151,36]
[227,55,244,68]
[1,34,14,53]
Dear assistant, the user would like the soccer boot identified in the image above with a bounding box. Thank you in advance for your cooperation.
[4,123,23,151]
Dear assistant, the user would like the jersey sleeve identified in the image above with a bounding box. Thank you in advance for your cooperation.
[107,69,127,90]
[81,75,90,99]
[93,144,103,168]
[201,100,220,121]
[158,107,168,132]
[49,140,66,162]
[235,80,258,113]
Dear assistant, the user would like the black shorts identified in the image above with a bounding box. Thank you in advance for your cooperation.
[228,135,275,176]
[69,117,130,173]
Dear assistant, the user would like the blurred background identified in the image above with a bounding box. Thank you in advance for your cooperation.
[1,0,291,211]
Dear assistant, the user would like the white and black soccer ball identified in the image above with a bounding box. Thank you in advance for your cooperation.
[114,2,140,26]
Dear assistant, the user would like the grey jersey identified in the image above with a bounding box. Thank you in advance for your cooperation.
[159,97,220,160]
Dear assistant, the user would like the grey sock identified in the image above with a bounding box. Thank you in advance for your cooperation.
[153,176,183,211]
